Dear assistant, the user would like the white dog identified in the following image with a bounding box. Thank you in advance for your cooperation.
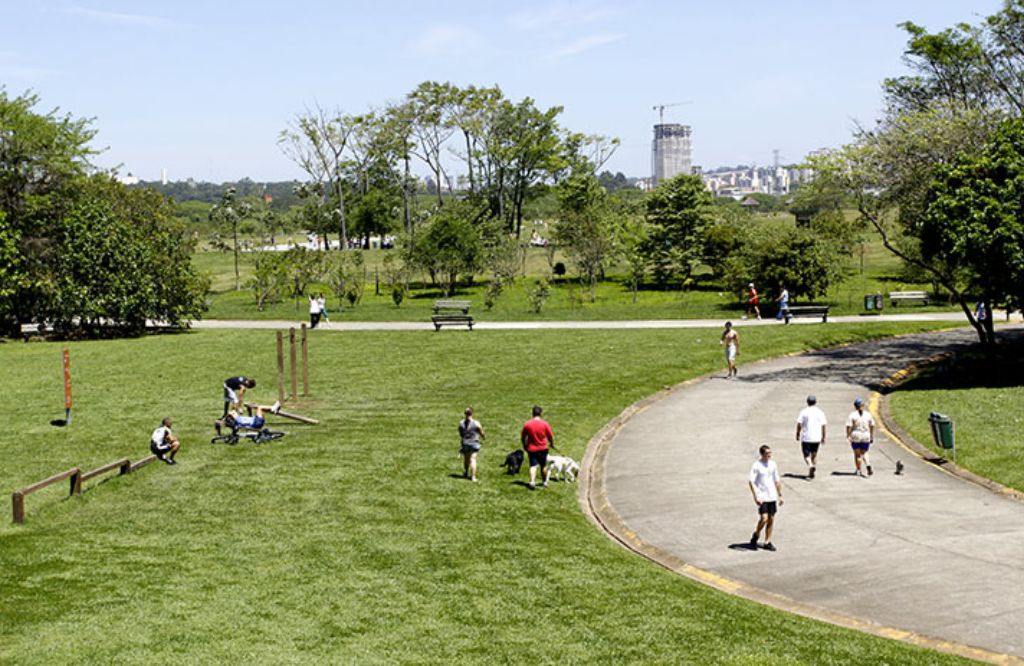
[546,455,580,482]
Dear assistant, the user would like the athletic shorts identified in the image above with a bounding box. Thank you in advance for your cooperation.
[223,385,238,404]
[801,441,820,458]
[460,443,481,455]
[235,416,265,430]
[150,440,172,455]
[758,501,778,516]
[851,440,871,451]
[726,344,737,362]
[527,449,548,469]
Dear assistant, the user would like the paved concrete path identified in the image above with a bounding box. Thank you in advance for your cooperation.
[189,311,982,331]
[590,327,1024,663]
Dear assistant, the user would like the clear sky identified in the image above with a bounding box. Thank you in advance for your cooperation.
[0,1,1003,183]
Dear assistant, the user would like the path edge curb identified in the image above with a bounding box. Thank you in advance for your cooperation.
[876,354,1024,505]
[578,340,1022,666]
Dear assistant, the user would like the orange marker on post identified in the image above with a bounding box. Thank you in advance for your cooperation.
[62,348,73,425]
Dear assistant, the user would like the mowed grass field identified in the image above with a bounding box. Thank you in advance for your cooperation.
[889,335,1024,493]
[194,228,953,323]
[0,323,969,664]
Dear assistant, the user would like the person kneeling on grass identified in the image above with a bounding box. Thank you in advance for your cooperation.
[151,417,181,465]
[225,401,281,431]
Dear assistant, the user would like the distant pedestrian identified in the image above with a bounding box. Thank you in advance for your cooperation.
[309,294,321,328]
[521,405,554,490]
[845,397,876,477]
[720,321,740,378]
[775,286,790,321]
[317,293,330,325]
[150,417,181,465]
[458,406,486,482]
[748,444,783,551]
[795,394,827,479]
[744,282,761,320]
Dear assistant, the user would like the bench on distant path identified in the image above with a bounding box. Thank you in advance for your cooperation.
[889,291,930,306]
[432,300,474,331]
[783,305,830,324]
[432,299,471,314]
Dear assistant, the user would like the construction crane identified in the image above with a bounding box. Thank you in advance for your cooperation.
[652,101,693,124]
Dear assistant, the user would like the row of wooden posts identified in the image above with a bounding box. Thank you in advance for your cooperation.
[278,325,310,403]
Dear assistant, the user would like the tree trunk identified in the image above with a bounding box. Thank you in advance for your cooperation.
[403,156,412,234]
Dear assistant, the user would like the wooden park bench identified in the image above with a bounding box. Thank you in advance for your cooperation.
[431,300,474,331]
[889,291,930,306]
[783,305,830,324]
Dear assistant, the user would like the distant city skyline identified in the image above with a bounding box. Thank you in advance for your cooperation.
[1,1,1003,183]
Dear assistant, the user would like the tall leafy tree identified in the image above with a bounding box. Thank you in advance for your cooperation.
[553,172,618,301]
[923,116,1024,344]
[642,174,716,288]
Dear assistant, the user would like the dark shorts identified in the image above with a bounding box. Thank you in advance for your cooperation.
[150,440,172,455]
[758,501,778,516]
[460,443,481,455]
[801,441,820,458]
[851,440,871,451]
[527,449,548,469]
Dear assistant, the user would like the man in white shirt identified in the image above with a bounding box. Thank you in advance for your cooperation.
[846,397,876,477]
[748,445,784,551]
[150,417,180,465]
[795,394,827,479]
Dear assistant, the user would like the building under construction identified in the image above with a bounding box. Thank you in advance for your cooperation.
[651,123,692,187]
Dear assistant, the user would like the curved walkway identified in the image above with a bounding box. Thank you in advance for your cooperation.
[585,327,1024,663]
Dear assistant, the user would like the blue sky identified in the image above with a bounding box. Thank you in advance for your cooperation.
[0,1,1003,182]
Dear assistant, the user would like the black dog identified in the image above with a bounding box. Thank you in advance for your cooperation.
[501,450,524,475]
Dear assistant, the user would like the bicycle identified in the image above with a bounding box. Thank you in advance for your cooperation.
[210,425,286,445]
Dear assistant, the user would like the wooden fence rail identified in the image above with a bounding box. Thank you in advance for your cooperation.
[12,467,81,524]
[81,458,132,483]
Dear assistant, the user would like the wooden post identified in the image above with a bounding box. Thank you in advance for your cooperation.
[301,323,309,397]
[289,327,297,399]
[70,470,81,497]
[62,348,73,425]
[12,492,24,524]
[276,331,285,403]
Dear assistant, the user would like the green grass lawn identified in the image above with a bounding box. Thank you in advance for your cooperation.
[0,322,969,664]
[888,338,1024,492]
[195,231,955,323]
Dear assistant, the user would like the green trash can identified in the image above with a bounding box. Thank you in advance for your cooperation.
[864,295,875,311]
[928,412,955,461]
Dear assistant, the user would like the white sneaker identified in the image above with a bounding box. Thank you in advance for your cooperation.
[270,400,281,414]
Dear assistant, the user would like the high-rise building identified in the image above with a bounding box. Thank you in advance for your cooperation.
[651,124,692,187]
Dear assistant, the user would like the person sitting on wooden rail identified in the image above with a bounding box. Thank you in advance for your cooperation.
[222,375,256,417]
[151,417,181,465]
[224,401,281,432]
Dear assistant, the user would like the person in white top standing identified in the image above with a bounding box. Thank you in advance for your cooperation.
[846,397,876,477]
[795,394,827,479]
[748,445,784,551]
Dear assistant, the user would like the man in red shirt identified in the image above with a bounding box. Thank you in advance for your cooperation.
[521,405,555,490]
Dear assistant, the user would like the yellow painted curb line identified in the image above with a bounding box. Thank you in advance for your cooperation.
[581,340,1023,666]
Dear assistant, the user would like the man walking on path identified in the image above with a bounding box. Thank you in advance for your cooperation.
[720,321,740,379]
[744,283,761,320]
[795,394,827,479]
[748,445,783,551]
[521,405,555,490]
[775,285,790,321]
[846,397,876,476]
